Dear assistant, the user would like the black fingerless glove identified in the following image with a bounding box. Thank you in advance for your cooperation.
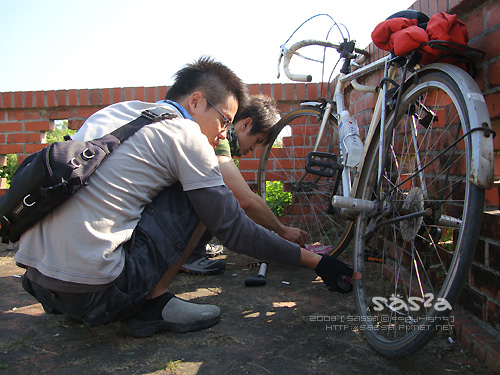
[314,254,354,293]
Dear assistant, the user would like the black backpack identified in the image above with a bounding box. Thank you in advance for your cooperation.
[0,106,177,243]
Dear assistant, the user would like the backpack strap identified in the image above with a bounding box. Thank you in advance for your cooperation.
[109,107,178,143]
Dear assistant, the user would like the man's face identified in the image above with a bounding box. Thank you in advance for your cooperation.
[192,94,238,148]
[234,119,267,156]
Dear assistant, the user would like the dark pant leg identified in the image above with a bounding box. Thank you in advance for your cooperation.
[21,182,199,326]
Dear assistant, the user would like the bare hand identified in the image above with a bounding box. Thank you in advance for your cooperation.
[280,226,308,247]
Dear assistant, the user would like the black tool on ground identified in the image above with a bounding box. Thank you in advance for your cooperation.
[245,263,267,287]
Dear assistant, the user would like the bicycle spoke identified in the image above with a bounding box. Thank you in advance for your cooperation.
[257,107,355,256]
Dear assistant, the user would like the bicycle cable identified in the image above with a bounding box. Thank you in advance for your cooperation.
[282,14,351,98]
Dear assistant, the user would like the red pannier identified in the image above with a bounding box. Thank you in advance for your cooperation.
[371,10,469,66]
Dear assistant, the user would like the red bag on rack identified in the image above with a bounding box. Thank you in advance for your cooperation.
[371,11,469,65]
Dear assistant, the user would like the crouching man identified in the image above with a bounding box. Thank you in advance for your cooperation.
[15,57,361,337]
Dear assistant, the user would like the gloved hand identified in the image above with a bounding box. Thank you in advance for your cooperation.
[314,254,355,293]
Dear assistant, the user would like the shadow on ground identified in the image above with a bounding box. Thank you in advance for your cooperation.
[0,243,493,375]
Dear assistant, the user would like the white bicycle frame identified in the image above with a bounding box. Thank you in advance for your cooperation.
[281,40,494,215]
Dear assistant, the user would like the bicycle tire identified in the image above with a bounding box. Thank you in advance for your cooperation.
[257,105,354,257]
[353,69,485,357]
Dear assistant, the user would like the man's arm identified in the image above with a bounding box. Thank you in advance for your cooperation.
[218,155,308,246]
[185,185,301,266]
[186,185,362,290]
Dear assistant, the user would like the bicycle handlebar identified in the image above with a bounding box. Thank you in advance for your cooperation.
[281,39,370,82]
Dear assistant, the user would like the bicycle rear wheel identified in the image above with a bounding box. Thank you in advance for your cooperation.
[257,105,354,257]
[353,70,485,357]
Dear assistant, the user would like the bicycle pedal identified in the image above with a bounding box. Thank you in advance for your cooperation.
[305,152,338,178]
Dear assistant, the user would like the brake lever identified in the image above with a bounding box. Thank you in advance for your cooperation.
[277,44,287,79]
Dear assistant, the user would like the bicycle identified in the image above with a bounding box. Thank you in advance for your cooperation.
[257,14,495,357]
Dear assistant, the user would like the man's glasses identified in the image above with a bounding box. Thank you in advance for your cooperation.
[203,95,232,130]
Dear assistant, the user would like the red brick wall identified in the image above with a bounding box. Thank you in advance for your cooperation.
[0,0,498,343]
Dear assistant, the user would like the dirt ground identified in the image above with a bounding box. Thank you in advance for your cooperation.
[0,242,494,375]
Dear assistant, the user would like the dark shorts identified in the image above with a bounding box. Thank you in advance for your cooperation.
[22,182,199,326]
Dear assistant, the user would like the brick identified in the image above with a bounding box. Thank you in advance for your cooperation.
[458,284,487,320]
[473,239,485,264]
[112,87,122,103]
[261,84,272,97]
[306,83,316,100]
[486,0,500,29]
[473,333,500,361]
[68,119,84,131]
[272,84,283,100]
[284,83,295,101]
[419,0,429,15]
[0,144,23,154]
[90,89,100,105]
[101,88,111,105]
[24,121,54,132]
[487,300,500,331]
[486,344,500,374]
[296,84,306,101]
[8,132,44,143]
[0,122,23,132]
[489,60,500,88]
[17,155,29,164]
[46,91,56,107]
[461,323,485,350]
[24,91,34,108]
[7,109,40,121]
[2,92,12,108]
[438,0,449,12]
[13,92,23,108]
[25,143,48,154]
[79,89,90,106]
[47,108,69,120]
[145,87,157,103]
[56,90,67,106]
[68,89,78,106]
[484,187,499,209]
[158,86,168,101]
[124,87,134,101]
[464,9,484,40]
[34,91,45,107]
[490,243,500,271]
[485,92,500,120]
[76,107,99,119]
[250,84,260,95]
[240,171,255,183]
[0,134,4,143]
[134,87,145,102]
[480,211,500,240]
[470,27,500,60]
[470,264,500,300]
[238,159,260,170]
[449,0,461,11]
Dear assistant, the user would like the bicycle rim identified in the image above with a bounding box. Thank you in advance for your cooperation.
[257,106,354,256]
[353,70,484,357]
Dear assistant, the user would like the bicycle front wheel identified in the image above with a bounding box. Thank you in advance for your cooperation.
[353,70,485,357]
[257,105,354,257]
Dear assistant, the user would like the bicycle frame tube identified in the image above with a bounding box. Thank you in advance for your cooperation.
[333,54,395,202]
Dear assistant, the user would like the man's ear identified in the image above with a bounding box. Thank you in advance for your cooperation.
[242,118,253,131]
[188,92,204,112]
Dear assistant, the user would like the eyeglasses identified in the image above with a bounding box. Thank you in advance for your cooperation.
[203,95,232,130]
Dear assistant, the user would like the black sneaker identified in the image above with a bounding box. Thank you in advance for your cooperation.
[180,256,226,275]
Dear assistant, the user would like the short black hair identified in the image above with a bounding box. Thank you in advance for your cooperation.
[166,56,248,110]
[234,95,280,146]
